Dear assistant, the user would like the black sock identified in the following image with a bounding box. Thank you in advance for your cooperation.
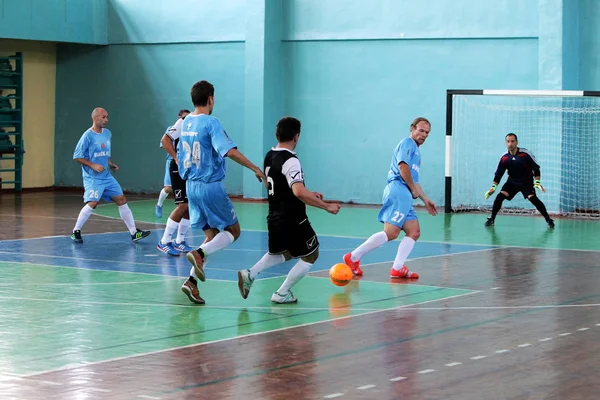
[189,276,198,285]
[529,196,551,220]
[491,193,506,219]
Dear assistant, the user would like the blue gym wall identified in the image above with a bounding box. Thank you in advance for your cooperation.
[0,0,107,44]
[48,0,600,206]
[54,0,246,195]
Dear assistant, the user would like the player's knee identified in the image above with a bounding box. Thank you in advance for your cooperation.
[225,223,241,241]
[407,229,420,241]
[302,249,319,264]
[113,195,127,206]
[383,223,401,241]
[164,187,172,193]
[86,201,99,209]
[528,195,542,205]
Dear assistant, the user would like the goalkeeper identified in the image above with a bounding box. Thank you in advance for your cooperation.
[483,133,554,228]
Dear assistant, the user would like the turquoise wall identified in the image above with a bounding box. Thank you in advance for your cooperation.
[0,0,107,44]
[51,0,600,206]
[579,0,600,90]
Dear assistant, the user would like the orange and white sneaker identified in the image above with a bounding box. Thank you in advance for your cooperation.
[343,252,363,275]
[390,265,419,279]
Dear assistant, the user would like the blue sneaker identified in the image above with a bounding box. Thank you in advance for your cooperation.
[173,241,194,253]
[157,241,179,256]
[155,205,163,218]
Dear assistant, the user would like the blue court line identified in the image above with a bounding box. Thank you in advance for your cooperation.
[0,230,496,281]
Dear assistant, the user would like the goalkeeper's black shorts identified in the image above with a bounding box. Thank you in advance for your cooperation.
[501,180,535,200]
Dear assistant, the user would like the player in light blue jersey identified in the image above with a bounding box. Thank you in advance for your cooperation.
[155,109,190,218]
[71,108,151,243]
[178,80,267,304]
[343,117,437,279]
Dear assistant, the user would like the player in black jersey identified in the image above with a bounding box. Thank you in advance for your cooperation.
[236,117,340,304]
[484,133,554,228]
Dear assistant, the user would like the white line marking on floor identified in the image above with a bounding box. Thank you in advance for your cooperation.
[357,384,376,390]
[418,369,435,374]
[558,332,571,336]
[517,343,531,348]
[577,327,589,331]
[324,394,344,399]
[495,349,510,354]
[539,337,553,342]
[389,376,406,382]
[470,355,486,360]
[445,362,462,367]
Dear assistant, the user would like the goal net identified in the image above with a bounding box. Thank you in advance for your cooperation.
[445,90,600,218]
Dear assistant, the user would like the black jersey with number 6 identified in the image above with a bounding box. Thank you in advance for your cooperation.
[263,148,307,224]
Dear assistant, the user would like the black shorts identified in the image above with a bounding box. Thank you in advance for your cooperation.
[268,218,319,258]
[169,160,187,204]
[501,181,534,200]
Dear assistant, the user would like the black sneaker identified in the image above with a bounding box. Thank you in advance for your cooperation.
[71,230,83,243]
[484,218,495,227]
[547,219,555,228]
[131,229,151,242]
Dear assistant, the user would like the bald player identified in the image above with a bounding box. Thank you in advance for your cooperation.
[71,108,151,243]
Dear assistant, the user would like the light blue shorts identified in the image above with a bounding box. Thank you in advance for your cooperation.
[83,176,124,203]
[377,181,418,228]
[187,180,238,231]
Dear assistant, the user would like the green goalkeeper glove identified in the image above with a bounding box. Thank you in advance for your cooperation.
[534,179,546,192]
[484,184,497,199]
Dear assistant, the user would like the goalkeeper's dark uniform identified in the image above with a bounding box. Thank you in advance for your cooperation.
[485,147,554,228]
[494,148,539,200]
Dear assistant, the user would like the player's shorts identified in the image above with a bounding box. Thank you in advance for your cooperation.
[163,158,172,187]
[187,180,238,231]
[268,217,319,258]
[501,181,535,200]
[169,160,187,204]
[83,176,124,203]
[378,180,418,229]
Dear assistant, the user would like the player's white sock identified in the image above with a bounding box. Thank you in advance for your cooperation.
[392,237,416,270]
[350,231,389,262]
[157,189,169,207]
[249,253,286,279]
[74,204,94,231]
[161,218,179,244]
[175,218,190,243]
[199,231,234,256]
[277,260,312,294]
[118,204,137,235]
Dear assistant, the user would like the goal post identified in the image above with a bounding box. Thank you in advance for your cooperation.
[445,89,600,218]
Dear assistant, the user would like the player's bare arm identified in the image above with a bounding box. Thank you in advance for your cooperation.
[399,162,419,199]
[75,157,105,173]
[160,135,178,162]
[291,182,340,214]
[225,148,268,188]
[108,158,118,171]
[415,183,437,216]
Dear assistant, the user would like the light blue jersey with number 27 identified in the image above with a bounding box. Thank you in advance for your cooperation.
[177,114,237,182]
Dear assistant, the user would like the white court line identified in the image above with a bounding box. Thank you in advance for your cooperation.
[0,277,181,287]
[20,290,481,378]
[0,260,233,281]
[3,218,599,254]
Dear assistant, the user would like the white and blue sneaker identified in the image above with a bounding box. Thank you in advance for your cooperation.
[157,241,179,256]
[237,269,254,299]
[271,291,297,304]
[173,241,194,253]
[155,205,163,218]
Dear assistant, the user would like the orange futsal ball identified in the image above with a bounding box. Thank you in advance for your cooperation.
[329,263,353,287]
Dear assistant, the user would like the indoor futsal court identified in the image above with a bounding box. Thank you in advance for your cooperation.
[1,191,600,400]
